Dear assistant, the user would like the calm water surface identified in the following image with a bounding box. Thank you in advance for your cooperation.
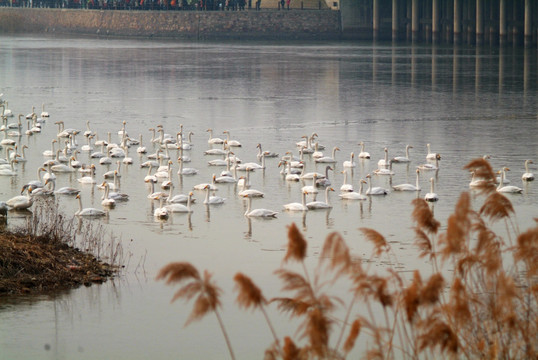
[0,35,537,359]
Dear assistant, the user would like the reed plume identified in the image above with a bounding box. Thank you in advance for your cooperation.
[157,158,537,359]
[284,222,307,263]
[157,262,235,360]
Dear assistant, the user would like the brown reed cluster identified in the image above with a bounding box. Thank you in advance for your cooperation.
[158,158,537,359]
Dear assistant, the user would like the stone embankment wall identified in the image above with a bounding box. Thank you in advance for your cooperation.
[0,8,342,40]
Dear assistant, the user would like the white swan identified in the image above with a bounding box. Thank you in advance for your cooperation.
[426,143,438,160]
[312,142,324,159]
[165,192,194,213]
[256,143,278,160]
[75,194,107,217]
[237,167,251,189]
[417,154,441,170]
[0,158,18,176]
[153,196,169,219]
[6,191,34,210]
[100,182,116,208]
[358,141,371,159]
[339,180,368,200]
[340,170,353,192]
[77,164,96,184]
[193,174,218,191]
[315,166,333,187]
[284,191,309,211]
[468,171,488,188]
[147,178,168,200]
[522,159,534,181]
[238,188,265,198]
[343,152,356,168]
[46,177,80,196]
[315,146,339,163]
[203,185,226,205]
[307,187,334,209]
[365,174,389,195]
[373,161,394,176]
[377,147,390,168]
[207,128,224,144]
[497,168,523,193]
[285,161,300,182]
[136,134,147,154]
[237,154,265,171]
[177,157,198,175]
[3,101,13,118]
[392,145,413,163]
[301,174,319,195]
[167,183,195,204]
[40,103,49,118]
[244,196,277,218]
[424,177,439,201]
[393,169,422,191]
[223,130,241,147]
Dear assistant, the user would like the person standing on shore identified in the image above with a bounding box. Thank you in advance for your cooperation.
[286,0,290,9]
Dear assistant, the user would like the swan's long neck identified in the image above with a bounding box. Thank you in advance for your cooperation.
[325,166,330,178]
[244,197,251,216]
[261,154,265,168]
[416,172,420,188]
[358,181,364,195]
[332,147,337,159]
[48,179,56,191]
[384,149,388,163]
[167,185,174,202]
[187,194,192,211]
[77,196,83,214]
[301,191,306,206]
[367,177,372,192]
[204,187,210,202]
[406,146,410,158]
[343,171,348,185]
[498,169,505,188]
[525,160,530,173]
[325,187,331,204]
[430,178,435,193]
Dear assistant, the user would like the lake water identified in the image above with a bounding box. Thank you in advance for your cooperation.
[0,35,536,359]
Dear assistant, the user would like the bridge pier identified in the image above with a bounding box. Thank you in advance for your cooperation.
[341,0,536,47]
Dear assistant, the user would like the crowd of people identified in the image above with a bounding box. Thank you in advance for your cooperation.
[0,0,269,11]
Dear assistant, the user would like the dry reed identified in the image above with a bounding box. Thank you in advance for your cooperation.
[158,158,537,359]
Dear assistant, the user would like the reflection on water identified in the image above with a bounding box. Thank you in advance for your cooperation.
[0,35,536,359]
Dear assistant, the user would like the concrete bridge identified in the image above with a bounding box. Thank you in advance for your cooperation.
[342,0,537,46]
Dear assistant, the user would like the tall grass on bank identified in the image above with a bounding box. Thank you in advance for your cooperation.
[22,197,124,269]
[0,198,123,294]
[158,158,537,359]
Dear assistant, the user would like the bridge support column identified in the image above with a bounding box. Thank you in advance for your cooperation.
[499,0,507,45]
[412,0,419,42]
[476,0,484,45]
[524,0,532,46]
[392,0,398,41]
[454,0,462,43]
[432,0,440,42]
[373,0,380,40]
